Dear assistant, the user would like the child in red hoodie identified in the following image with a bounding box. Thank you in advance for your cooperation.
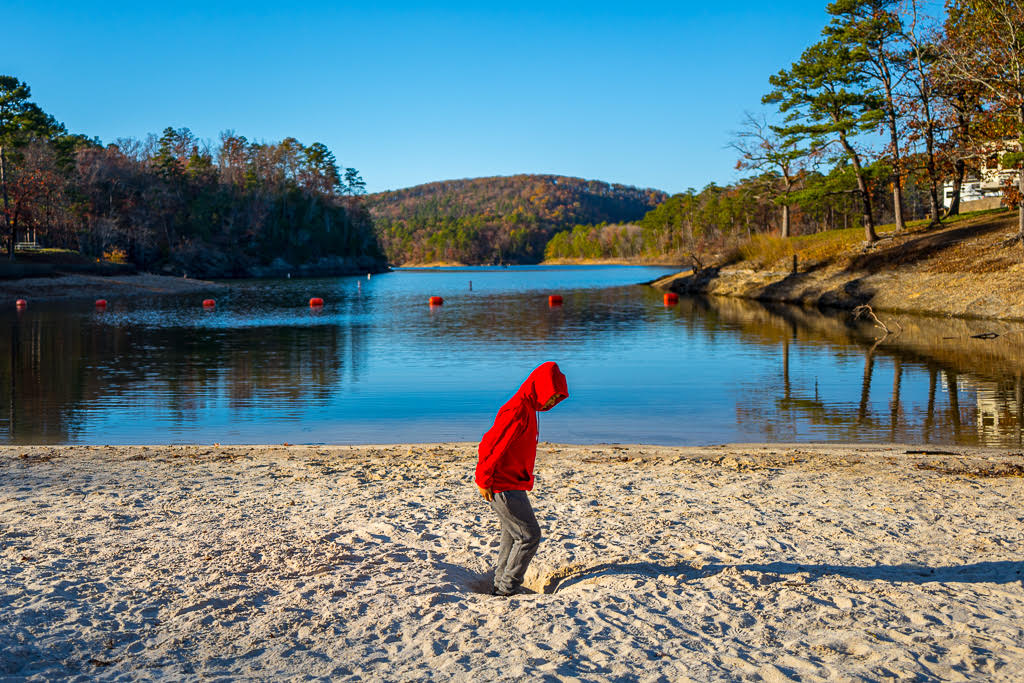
[476,361,568,596]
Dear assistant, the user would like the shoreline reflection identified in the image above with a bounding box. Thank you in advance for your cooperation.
[1,268,1021,447]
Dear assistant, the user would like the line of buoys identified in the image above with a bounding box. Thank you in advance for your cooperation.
[13,290,683,314]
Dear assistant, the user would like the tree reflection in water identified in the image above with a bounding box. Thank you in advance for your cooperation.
[1,278,1021,447]
[724,296,1023,447]
[1,308,359,443]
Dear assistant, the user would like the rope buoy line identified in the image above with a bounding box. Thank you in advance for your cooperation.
[14,291,683,311]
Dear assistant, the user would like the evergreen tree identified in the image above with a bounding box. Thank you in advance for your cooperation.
[764,37,885,242]
[825,0,909,231]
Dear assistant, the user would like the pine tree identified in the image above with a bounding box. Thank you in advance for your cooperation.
[764,38,885,243]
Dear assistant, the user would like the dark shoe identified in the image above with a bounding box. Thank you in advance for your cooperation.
[492,585,533,597]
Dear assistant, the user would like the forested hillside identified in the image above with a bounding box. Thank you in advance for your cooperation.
[0,76,387,278]
[366,175,666,264]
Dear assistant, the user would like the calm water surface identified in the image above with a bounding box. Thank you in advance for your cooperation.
[2,266,1021,446]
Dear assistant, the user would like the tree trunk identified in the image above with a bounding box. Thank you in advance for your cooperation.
[782,337,790,400]
[946,370,961,436]
[945,96,972,218]
[885,94,905,232]
[917,70,941,227]
[843,139,877,242]
[0,145,11,260]
[925,145,942,227]
[1018,106,1024,246]
[781,203,790,239]
[924,365,937,440]
[1018,169,1024,245]
[892,181,905,233]
[887,136,905,232]
[858,349,874,424]
[927,182,942,227]
[946,158,965,217]
[890,357,902,440]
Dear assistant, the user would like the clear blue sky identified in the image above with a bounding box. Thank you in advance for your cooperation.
[5,1,833,194]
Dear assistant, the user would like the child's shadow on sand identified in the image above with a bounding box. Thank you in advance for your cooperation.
[541,559,1024,594]
[437,561,499,594]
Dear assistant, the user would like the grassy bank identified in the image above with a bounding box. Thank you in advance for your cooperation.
[733,208,1010,271]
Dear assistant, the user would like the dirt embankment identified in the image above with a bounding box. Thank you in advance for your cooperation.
[543,257,683,266]
[397,261,468,268]
[652,212,1024,321]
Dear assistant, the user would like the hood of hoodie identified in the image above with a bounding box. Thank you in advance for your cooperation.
[519,361,568,411]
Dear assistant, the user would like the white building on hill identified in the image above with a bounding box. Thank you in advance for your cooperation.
[943,138,1021,211]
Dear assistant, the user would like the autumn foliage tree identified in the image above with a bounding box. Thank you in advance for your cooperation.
[0,76,384,276]
[0,75,70,259]
[71,129,381,276]
[941,0,1024,243]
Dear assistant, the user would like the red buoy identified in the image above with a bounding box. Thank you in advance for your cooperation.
[309,297,324,307]
[663,292,679,306]
[429,296,444,306]
[15,299,27,309]
[548,294,563,306]
[95,299,107,309]
[202,299,216,308]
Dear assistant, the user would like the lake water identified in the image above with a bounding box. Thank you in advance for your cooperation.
[2,266,1022,447]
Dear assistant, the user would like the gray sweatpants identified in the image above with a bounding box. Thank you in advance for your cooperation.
[490,489,542,594]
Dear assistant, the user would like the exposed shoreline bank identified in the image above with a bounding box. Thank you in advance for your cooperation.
[542,257,684,267]
[0,272,229,302]
[397,260,684,267]
[651,214,1024,322]
[3,442,1022,680]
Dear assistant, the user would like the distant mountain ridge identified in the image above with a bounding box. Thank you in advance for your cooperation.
[366,174,667,265]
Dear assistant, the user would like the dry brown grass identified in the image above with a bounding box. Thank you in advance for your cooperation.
[734,209,1018,274]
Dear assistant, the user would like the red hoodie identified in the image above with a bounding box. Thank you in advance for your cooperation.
[475,362,569,492]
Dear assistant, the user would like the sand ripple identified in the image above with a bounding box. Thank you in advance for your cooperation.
[1,443,1023,681]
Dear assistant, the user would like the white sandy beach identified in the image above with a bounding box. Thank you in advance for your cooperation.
[2,443,1023,681]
